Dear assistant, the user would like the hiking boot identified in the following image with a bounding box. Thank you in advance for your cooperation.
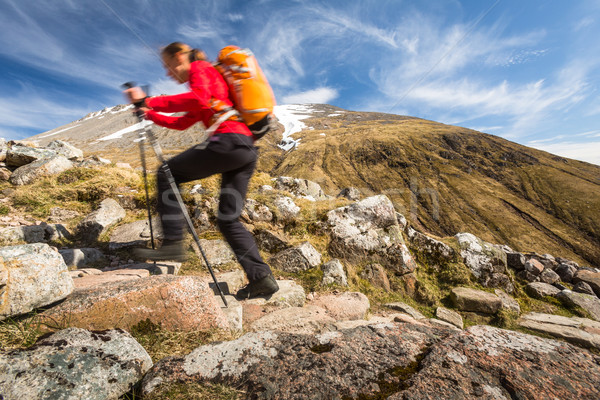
[236,274,279,300]
[134,240,186,262]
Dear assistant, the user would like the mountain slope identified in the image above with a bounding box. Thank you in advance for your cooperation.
[27,104,600,266]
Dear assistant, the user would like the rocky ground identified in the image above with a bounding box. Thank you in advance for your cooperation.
[0,139,599,399]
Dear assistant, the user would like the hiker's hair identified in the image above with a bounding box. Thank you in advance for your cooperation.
[161,42,207,62]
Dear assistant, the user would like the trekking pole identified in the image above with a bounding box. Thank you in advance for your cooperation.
[122,83,229,307]
[137,118,156,251]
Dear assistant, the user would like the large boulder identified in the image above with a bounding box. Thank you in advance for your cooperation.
[387,325,600,399]
[268,242,321,273]
[406,227,456,265]
[45,140,84,160]
[455,233,514,293]
[5,144,56,167]
[0,223,71,244]
[59,247,106,268]
[40,275,230,332]
[9,155,73,185]
[76,198,126,243]
[0,328,152,400]
[450,287,502,314]
[518,312,600,350]
[327,195,417,275]
[198,239,237,266]
[142,321,454,398]
[556,290,600,321]
[273,176,330,201]
[310,292,370,321]
[108,218,163,251]
[0,243,74,320]
[321,259,348,286]
[573,270,600,298]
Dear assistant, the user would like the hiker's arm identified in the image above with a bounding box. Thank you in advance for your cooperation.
[145,109,203,131]
[146,92,211,113]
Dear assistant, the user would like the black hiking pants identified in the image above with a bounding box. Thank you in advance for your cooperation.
[155,133,272,282]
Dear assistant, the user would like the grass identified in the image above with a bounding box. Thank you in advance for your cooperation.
[0,312,51,350]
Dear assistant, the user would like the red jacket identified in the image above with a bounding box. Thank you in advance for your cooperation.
[145,60,251,137]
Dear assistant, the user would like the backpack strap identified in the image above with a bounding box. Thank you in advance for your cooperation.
[205,108,240,136]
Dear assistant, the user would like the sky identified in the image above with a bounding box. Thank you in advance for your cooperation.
[1,0,600,165]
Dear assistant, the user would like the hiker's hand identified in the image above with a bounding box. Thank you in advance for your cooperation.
[123,87,147,104]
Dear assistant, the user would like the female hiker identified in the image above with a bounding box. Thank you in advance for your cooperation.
[123,42,278,300]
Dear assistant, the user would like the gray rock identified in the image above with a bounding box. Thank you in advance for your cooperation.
[0,328,152,400]
[59,248,106,268]
[268,241,321,273]
[574,281,597,296]
[254,229,291,253]
[435,306,464,329]
[0,138,6,162]
[337,187,361,201]
[407,227,455,264]
[5,144,57,167]
[525,282,561,299]
[76,198,126,242]
[450,287,502,314]
[494,289,521,314]
[455,232,514,293]
[104,261,181,276]
[517,312,600,350]
[321,259,348,286]
[243,199,273,222]
[273,196,301,221]
[540,268,560,284]
[273,176,330,201]
[198,239,236,266]
[384,302,427,320]
[506,251,526,270]
[573,270,600,298]
[556,263,577,283]
[556,290,600,321]
[0,243,74,320]
[10,155,73,185]
[243,280,306,308]
[327,195,417,275]
[0,223,71,244]
[141,321,455,399]
[388,324,600,399]
[108,218,163,250]
[360,263,390,291]
[46,140,84,160]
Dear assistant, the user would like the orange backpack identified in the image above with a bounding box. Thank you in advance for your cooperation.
[212,46,276,139]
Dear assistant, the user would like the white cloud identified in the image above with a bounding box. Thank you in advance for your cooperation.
[282,87,339,104]
[529,140,600,166]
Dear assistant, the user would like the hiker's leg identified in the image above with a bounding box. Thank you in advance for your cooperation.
[217,157,273,282]
[156,145,225,241]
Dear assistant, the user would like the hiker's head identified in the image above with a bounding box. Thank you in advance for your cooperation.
[161,42,207,83]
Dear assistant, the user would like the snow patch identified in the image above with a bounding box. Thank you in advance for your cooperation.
[273,104,315,151]
[39,124,81,138]
[97,120,153,141]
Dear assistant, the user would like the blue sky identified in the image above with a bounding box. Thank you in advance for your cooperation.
[1,0,600,165]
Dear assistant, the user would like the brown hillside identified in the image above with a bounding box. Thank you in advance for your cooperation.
[257,109,600,267]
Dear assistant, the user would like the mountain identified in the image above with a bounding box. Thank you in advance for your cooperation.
[28,104,600,267]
